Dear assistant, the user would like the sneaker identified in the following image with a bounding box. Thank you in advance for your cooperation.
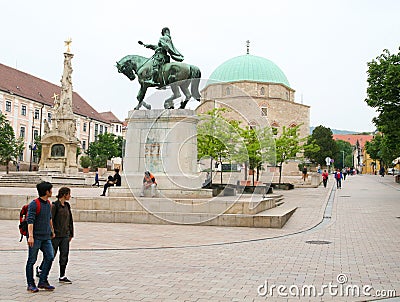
[35,266,41,278]
[27,284,39,293]
[100,194,105,196]
[38,281,55,291]
[59,276,72,284]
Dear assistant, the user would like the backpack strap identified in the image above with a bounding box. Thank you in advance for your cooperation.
[35,198,41,215]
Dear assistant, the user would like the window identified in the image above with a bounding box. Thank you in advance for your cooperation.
[260,87,265,95]
[105,126,108,134]
[34,109,40,119]
[18,152,24,162]
[34,129,39,140]
[20,126,26,138]
[261,107,268,116]
[82,140,86,150]
[21,105,27,116]
[94,124,98,140]
[47,112,52,123]
[5,101,11,112]
[83,122,87,132]
[100,125,103,134]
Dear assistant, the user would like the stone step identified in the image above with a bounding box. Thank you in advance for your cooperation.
[0,205,295,228]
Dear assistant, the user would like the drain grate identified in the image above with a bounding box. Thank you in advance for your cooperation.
[305,240,332,245]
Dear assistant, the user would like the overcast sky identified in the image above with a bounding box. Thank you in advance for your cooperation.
[1,0,399,132]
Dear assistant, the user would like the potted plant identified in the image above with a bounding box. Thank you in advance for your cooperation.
[79,155,91,173]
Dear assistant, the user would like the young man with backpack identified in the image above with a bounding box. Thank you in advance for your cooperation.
[37,187,74,284]
[335,168,343,189]
[25,181,55,293]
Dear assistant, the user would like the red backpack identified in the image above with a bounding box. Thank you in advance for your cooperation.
[18,198,47,242]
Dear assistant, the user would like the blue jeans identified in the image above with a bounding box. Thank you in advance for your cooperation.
[26,238,54,286]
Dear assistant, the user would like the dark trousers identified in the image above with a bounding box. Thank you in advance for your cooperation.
[102,183,114,195]
[323,178,328,188]
[336,178,342,188]
[40,236,70,277]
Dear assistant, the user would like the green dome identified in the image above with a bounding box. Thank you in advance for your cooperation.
[207,54,290,87]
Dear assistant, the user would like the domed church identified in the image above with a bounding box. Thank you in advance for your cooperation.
[197,47,310,139]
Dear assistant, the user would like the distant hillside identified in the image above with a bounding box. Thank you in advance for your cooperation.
[310,126,364,135]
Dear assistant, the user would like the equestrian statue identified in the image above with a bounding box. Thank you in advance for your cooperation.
[116,27,201,110]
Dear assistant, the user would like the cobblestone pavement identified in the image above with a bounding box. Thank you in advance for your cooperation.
[0,174,399,301]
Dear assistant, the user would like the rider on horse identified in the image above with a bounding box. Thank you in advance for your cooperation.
[140,27,184,87]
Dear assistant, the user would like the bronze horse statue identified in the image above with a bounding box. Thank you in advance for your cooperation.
[116,55,201,110]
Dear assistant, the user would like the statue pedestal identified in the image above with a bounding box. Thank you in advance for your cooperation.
[124,109,205,197]
[39,133,79,174]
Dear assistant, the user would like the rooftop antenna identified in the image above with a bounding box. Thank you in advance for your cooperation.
[246,40,250,54]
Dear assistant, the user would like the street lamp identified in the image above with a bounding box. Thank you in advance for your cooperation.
[341,151,345,168]
[29,116,35,172]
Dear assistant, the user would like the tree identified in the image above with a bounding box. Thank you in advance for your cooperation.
[305,125,338,166]
[0,112,25,173]
[86,133,123,168]
[365,133,394,168]
[334,140,353,168]
[197,108,243,184]
[365,48,400,164]
[233,124,275,185]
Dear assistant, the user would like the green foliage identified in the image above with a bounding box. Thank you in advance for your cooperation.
[197,108,275,184]
[274,125,319,183]
[334,140,353,168]
[79,155,91,168]
[0,112,25,173]
[305,125,338,165]
[365,134,394,166]
[86,133,123,168]
[365,48,400,164]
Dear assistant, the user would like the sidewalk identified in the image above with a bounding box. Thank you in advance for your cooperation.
[0,174,399,301]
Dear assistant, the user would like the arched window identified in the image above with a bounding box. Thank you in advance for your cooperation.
[51,144,65,157]
[260,87,265,95]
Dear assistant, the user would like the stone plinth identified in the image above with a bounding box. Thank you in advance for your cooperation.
[124,109,204,197]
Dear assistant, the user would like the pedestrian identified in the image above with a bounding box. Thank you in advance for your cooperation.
[16,161,20,171]
[100,169,121,196]
[322,169,329,188]
[335,168,343,189]
[317,164,321,174]
[92,171,99,187]
[379,166,385,177]
[342,167,347,180]
[26,181,55,293]
[302,166,308,182]
[37,187,74,284]
[140,171,157,197]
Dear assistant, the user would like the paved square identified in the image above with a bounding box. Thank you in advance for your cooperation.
[0,174,399,301]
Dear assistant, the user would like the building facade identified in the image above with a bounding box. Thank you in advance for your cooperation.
[196,53,310,177]
[0,63,123,170]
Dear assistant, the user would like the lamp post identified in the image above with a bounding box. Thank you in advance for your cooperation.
[29,121,35,172]
[341,151,345,168]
